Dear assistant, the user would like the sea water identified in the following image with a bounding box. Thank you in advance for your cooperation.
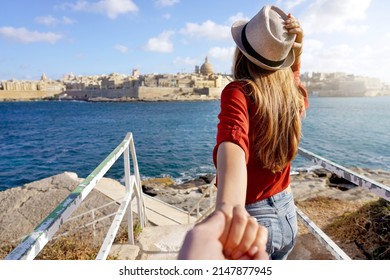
[0,96,389,190]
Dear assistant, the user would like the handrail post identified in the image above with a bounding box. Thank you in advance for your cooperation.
[124,144,134,245]
[129,135,147,228]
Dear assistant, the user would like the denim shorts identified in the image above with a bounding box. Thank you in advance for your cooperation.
[245,188,297,260]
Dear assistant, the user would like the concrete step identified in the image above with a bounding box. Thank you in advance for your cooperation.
[94,177,196,226]
[109,224,193,260]
[141,195,196,225]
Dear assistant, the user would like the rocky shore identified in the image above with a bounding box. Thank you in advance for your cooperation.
[1,167,389,259]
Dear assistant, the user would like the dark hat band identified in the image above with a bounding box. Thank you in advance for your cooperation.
[241,23,287,68]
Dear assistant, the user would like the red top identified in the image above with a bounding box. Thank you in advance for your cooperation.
[213,70,308,204]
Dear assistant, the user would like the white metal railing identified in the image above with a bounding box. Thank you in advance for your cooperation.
[5,132,147,260]
[64,199,120,238]
[298,147,390,202]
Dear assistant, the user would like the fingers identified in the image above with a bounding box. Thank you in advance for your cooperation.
[218,204,270,260]
[236,224,269,260]
[229,216,258,259]
[223,205,249,258]
[284,13,303,44]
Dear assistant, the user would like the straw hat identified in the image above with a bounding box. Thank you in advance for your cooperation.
[231,5,296,70]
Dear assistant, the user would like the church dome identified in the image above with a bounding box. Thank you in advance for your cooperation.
[40,72,47,81]
[200,57,214,75]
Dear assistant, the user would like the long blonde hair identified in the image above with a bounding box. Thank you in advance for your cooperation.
[233,47,304,172]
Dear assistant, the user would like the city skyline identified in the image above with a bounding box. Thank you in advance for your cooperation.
[1,0,390,83]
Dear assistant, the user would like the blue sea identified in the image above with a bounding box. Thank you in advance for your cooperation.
[0,97,389,191]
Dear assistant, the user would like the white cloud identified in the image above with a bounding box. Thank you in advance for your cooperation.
[301,42,390,81]
[276,0,308,10]
[114,44,128,53]
[208,46,235,61]
[144,31,174,53]
[323,44,354,60]
[35,15,77,26]
[62,16,76,25]
[0,27,62,44]
[62,0,138,19]
[304,39,324,51]
[163,13,171,20]
[155,0,180,7]
[173,57,199,66]
[301,0,371,35]
[35,15,59,26]
[228,13,249,25]
[180,20,230,40]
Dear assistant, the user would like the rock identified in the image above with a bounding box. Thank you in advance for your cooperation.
[141,177,176,196]
[328,173,356,189]
[142,177,175,188]
[142,176,217,213]
[312,168,332,178]
[0,173,122,246]
[0,172,81,242]
[173,178,208,190]
[199,174,214,184]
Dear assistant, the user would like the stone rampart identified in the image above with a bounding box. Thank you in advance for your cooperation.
[0,90,61,101]
[0,86,222,101]
[65,88,138,100]
[138,86,194,100]
[194,87,221,97]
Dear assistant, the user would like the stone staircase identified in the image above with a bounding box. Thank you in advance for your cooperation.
[94,177,337,260]
[94,178,196,260]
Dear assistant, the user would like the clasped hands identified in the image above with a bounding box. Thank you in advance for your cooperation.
[178,204,269,260]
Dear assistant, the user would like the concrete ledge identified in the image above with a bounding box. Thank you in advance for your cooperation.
[109,244,140,260]
[137,224,193,260]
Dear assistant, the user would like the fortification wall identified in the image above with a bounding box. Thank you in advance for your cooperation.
[0,90,61,101]
[138,86,194,100]
[194,87,221,98]
[0,86,222,101]
[65,88,138,100]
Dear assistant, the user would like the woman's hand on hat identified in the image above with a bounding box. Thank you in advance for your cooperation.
[285,13,303,56]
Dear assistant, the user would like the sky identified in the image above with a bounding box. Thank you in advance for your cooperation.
[1,0,390,83]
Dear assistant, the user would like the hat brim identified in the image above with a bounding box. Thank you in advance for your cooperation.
[231,20,295,71]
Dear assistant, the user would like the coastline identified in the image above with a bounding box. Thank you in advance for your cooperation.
[2,89,390,102]
[0,91,221,102]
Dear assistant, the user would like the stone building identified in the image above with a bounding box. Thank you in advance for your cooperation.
[302,72,383,97]
[1,72,65,92]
